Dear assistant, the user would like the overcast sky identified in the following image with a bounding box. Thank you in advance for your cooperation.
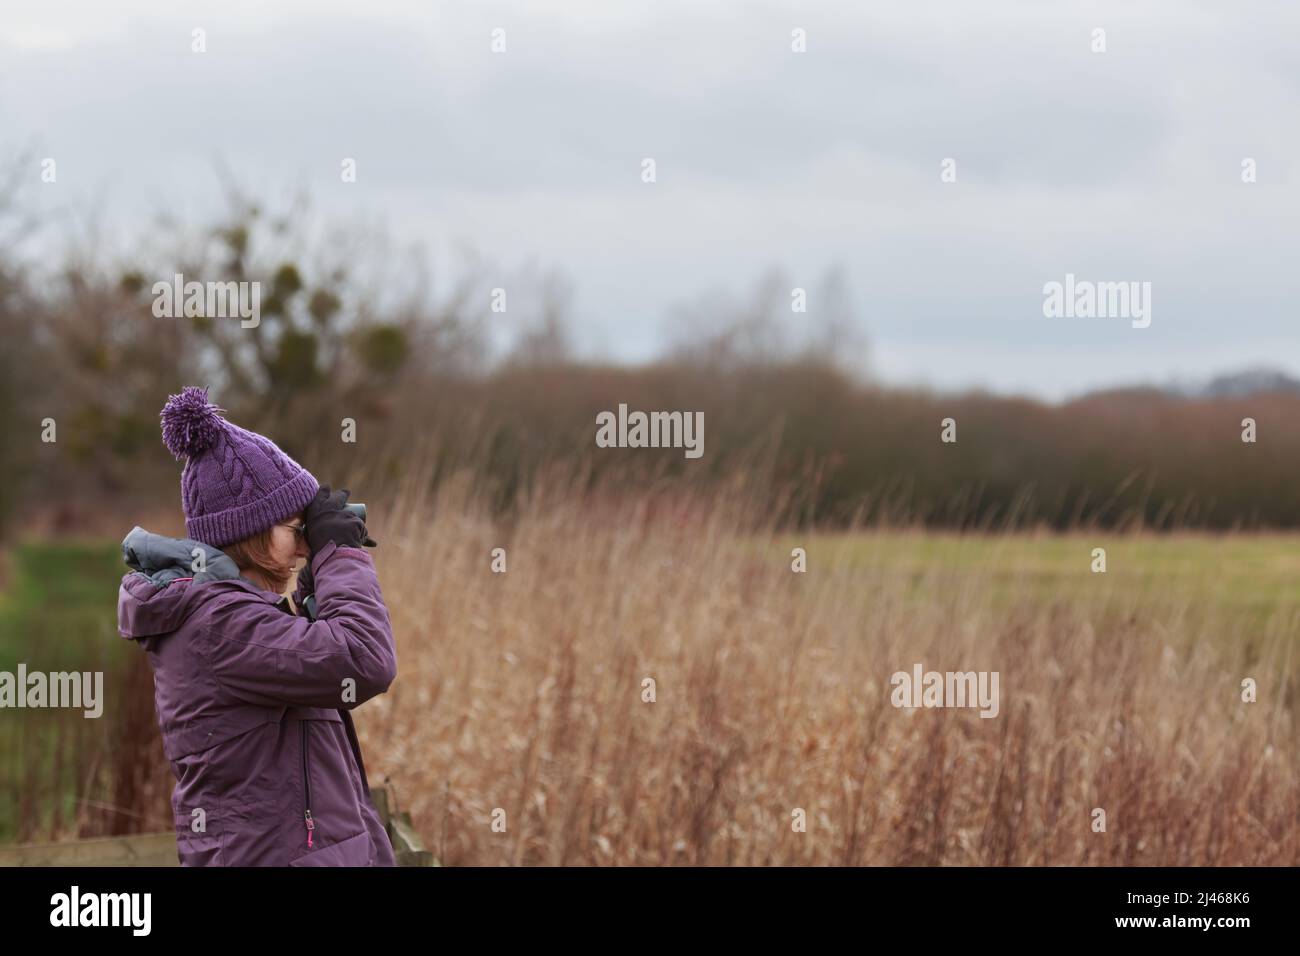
[3,0,1297,400]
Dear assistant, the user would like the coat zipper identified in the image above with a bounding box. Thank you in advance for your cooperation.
[301,720,314,848]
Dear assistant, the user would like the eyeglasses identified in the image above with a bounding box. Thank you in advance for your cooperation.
[278,522,307,540]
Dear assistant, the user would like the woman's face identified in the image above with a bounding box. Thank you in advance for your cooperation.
[273,509,311,570]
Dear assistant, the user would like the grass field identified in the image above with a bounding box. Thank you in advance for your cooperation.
[351,479,1300,866]
[0,541,134,841]
[2,485,1298,863]
[786,531,1300,624]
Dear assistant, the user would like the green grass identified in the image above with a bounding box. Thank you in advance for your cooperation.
[776,530,1300,634]
[0,540,130,841]
[0,539,125,670]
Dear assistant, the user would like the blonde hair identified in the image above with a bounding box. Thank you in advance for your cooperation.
[223,526,294,594]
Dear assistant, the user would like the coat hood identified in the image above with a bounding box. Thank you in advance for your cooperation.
[117,526,244,640]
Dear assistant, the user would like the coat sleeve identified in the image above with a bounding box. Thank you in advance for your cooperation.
[203,542,397,710]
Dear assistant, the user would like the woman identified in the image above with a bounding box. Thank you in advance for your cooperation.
[116,386,397,866]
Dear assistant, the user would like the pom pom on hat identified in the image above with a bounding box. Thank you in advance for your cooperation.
[160,386,226,460]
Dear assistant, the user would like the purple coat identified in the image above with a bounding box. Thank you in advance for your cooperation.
[117,534,397,866]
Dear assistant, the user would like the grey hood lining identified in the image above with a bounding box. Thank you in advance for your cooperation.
[121,525,243,587]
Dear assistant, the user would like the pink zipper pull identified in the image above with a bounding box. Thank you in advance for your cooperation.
[305,810,315,848]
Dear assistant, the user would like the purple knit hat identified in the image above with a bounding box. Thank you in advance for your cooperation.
[160,386,319,548]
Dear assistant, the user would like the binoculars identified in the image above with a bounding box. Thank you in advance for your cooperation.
[343,502,366,522]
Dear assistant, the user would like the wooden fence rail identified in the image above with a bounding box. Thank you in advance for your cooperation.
[0,787,436,867]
